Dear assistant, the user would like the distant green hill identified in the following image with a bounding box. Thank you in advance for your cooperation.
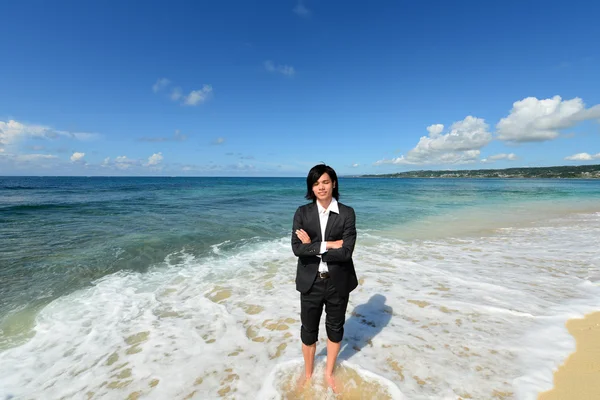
[357,164,600,179]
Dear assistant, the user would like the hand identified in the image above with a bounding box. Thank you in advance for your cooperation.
[327,240,343,249]
[295,229,311,244]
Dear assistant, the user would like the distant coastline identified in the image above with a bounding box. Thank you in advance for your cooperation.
[354,164,600,179]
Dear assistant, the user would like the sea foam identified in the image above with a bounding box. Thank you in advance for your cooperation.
[1,210,599,399]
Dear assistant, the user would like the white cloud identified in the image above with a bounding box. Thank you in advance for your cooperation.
[212,137,226,145]
[427,124,444,138]
[352,163,359,167]
[0,119,97,150]
[184,85,213,106]
[102,155,167,171]
[375,116,491,165]
[419,117,492,152]
[232,162,255,171]
[264,60,295,77]
[293,1,310,16]
[70,152,85,162]
[0,152,59,168]
[496,96,600,142]
[114,155,136,170]
[153,79,213,106]
[490,153,517,161]
[14,154,58,162]
[146,152,163,166]
[564,152,600,161]
[170,87,182,101]
[0,120,50,146]
[177,162,256,174]
[153,78,170,93]
[138,130,187,142]
[376,151,482,166]
[100,156,144,170]
[481,153,518,163]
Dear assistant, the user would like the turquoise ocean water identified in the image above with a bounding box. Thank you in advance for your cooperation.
[1,177,600,399]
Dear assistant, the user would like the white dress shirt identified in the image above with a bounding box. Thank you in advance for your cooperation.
[317,198,339,273]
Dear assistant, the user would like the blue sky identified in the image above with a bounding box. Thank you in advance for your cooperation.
[1,0,599,176]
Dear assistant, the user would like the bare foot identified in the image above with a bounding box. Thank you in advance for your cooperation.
[325,374,339,393]
[296,374,311,392]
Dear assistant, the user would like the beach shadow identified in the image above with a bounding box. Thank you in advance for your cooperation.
[318,294,393,361]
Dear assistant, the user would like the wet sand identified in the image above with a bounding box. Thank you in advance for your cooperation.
[538,312,600,400]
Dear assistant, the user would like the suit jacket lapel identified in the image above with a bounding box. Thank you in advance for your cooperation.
[309,203,322,241]
[324,210,338,240]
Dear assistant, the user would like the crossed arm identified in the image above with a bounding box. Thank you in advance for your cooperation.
[291,208,356,262]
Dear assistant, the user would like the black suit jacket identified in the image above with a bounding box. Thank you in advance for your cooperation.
[291,201,358,297]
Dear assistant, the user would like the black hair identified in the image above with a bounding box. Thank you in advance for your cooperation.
[305,163,340,202]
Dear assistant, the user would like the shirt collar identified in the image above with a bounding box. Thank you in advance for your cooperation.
[316,198,339,215]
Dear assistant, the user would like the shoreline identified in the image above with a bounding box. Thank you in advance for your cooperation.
[355,176,600,180]
[538,312,600,399]
[377,198,600,241]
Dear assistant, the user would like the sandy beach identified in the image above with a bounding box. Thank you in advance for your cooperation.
[538,312,600,400]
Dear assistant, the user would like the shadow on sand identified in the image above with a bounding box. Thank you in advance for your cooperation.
[318,294,393,361]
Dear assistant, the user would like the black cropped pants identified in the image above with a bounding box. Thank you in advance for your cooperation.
[300,275,348,345]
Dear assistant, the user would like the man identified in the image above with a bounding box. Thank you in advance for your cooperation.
[291,163,358,392]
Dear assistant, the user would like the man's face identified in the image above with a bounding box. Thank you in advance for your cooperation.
[312,172,334,203]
